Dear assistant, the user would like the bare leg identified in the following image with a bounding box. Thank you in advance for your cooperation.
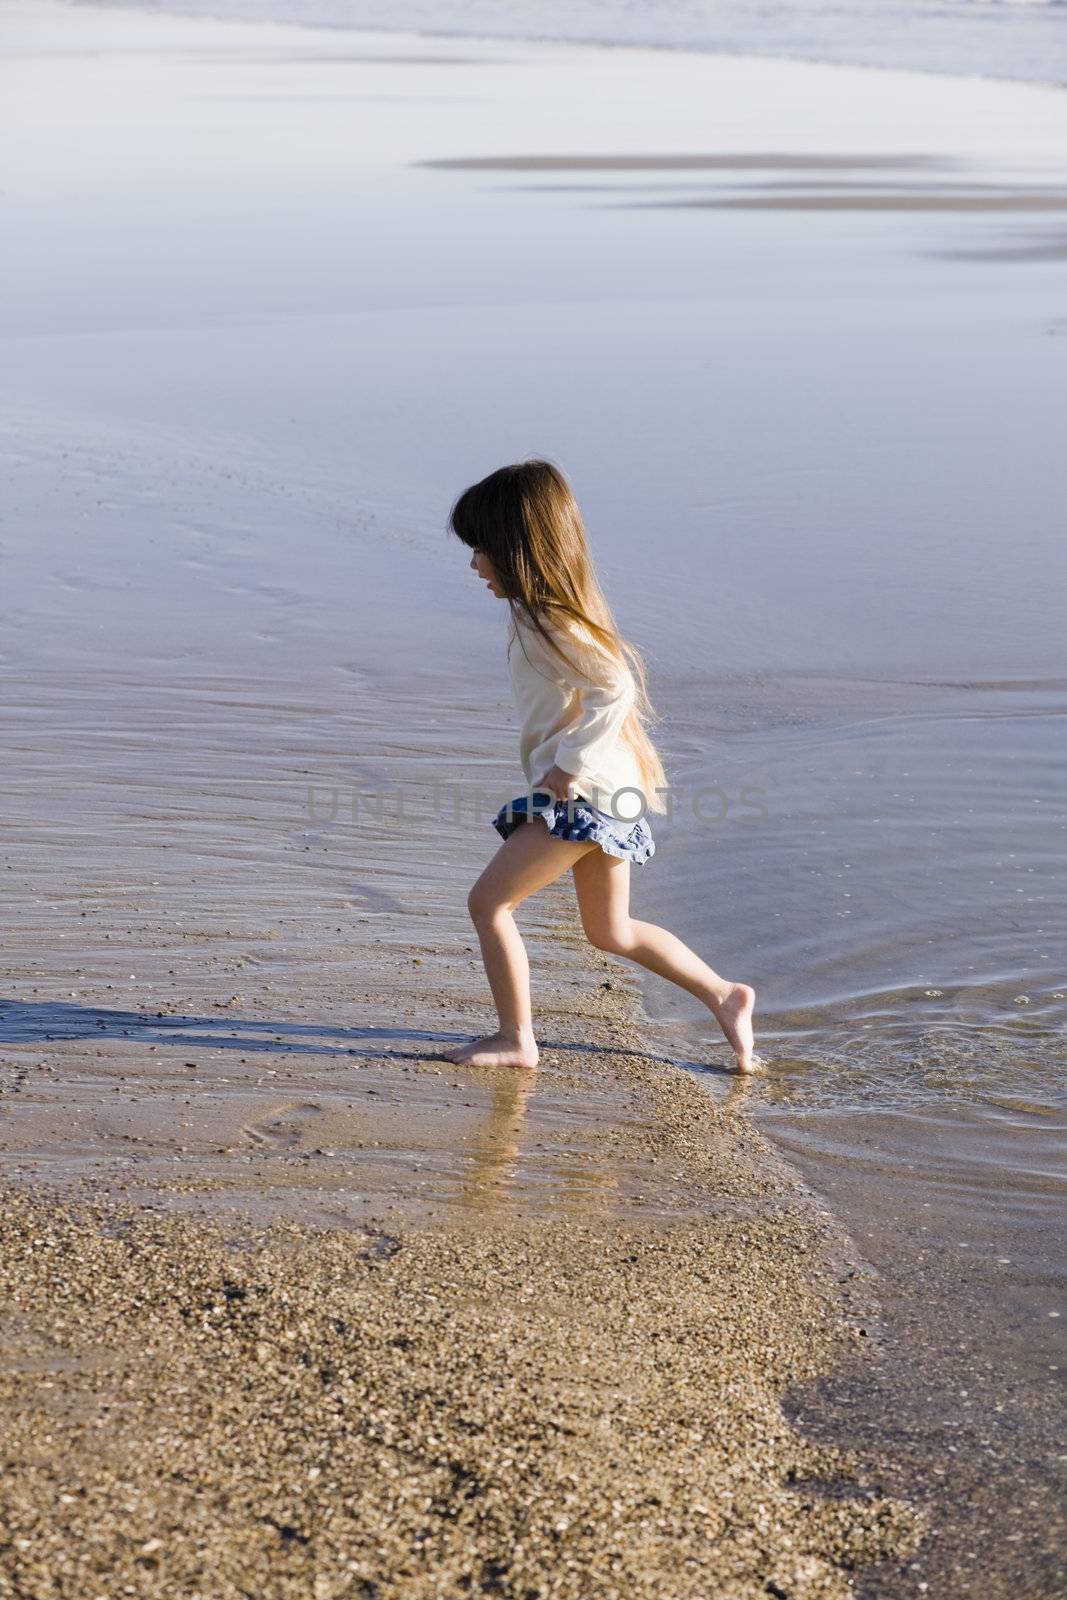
[445,821,600,1069]
[572,849,760,1073]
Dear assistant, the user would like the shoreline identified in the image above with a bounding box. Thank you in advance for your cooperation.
[0,642,922,1592]
[0,884,925,1597]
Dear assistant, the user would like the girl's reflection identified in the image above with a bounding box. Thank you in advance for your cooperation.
[457,1068,614,1217]
[456,1061,752,1216]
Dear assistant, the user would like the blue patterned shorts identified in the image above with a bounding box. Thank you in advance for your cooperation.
[492,790,655,865]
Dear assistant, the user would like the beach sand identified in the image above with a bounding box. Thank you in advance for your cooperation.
[0,899,923,1599]
[0,1202,918,1600]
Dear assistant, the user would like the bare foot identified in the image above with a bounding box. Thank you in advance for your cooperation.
[443,1031,539,1070]
[709,982,759,1074]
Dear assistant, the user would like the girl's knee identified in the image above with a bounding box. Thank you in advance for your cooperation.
[467,883,508,926]
[466,883,491,924]
[584,919,633,956]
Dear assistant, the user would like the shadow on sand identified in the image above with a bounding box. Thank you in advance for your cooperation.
[0,999,737,1078]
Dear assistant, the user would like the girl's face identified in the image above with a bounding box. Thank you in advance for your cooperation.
[470,548,505,599]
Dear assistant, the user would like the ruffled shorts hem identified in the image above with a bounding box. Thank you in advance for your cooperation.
[492,793,655,866]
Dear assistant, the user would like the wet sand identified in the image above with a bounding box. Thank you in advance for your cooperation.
[419,154,951,170]
[0,646,926,1594]
[627,193,1067,211]
[0,731,924,1595]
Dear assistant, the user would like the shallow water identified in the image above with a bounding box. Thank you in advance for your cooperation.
[638,671,1066,1408]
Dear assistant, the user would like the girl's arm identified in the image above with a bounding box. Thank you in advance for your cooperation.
[531,619,635,802]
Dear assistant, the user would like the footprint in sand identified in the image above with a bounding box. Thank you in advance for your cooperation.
[242,1101,323,1152]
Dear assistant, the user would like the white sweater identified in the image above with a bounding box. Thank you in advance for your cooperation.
[506,609,648,819]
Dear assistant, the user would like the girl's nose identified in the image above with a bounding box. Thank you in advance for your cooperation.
[470,554,477,571]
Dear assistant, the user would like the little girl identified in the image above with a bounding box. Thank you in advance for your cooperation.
[444,459,758,1075]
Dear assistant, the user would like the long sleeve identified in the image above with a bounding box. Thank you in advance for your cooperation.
[519,615,635,788]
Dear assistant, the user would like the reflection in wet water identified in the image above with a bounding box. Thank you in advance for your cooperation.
[457,1069,534,1212]
[456,1068,565,1215]
[0,991,675,1228]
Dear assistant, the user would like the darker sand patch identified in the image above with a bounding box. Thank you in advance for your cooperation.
[503,178,1058,194]
[416,152,952,172]
[612,193,1067,212]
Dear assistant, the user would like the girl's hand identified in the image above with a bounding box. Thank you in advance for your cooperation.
[534,764,579,802]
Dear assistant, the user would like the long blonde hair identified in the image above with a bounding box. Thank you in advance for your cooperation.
[449,458,669,813]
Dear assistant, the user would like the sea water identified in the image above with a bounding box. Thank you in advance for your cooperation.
[80,0,1067,85]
